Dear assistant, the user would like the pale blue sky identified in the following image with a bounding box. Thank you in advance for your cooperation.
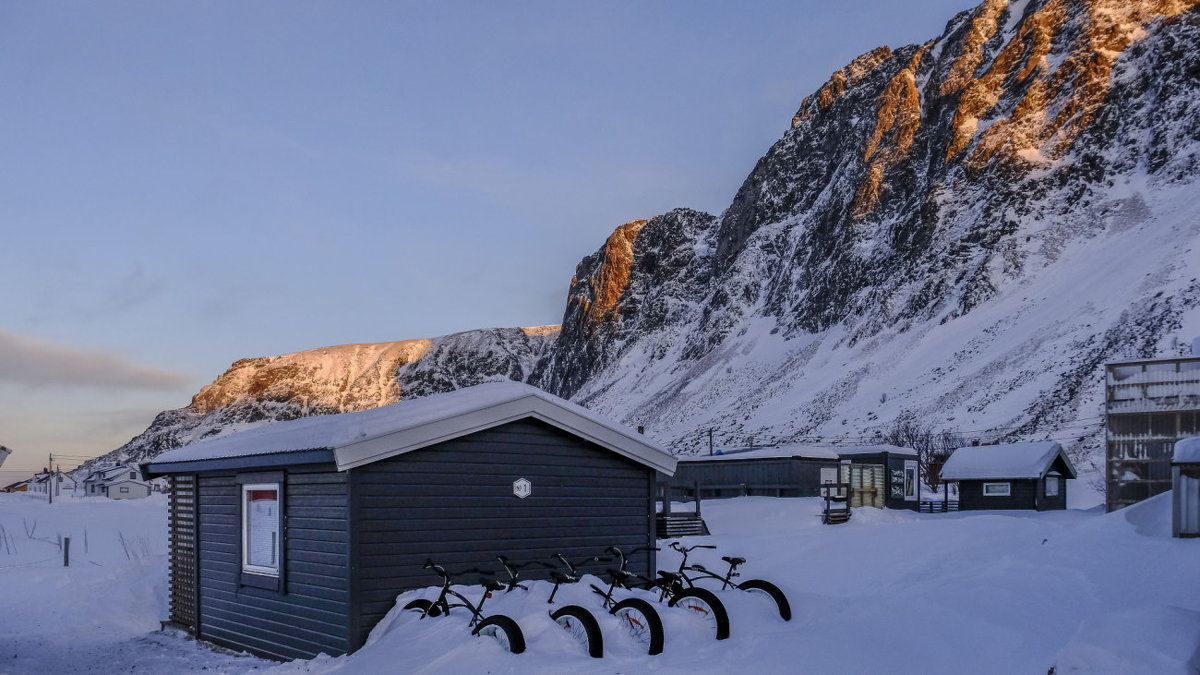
[0,0,972,477]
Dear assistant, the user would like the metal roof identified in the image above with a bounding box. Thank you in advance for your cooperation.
[940,441,1078,480]
[144,381,677,476]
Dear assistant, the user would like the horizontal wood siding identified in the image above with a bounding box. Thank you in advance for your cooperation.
[958,479,1039,510]
[196,464,351,661]
[672,458,838,498]
[353,418,655,647]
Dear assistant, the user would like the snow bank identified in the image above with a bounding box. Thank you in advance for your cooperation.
[1173,436,1200,463]
[1055,607,1200,674]
[0,494,259,673]
[4,491,1198,673]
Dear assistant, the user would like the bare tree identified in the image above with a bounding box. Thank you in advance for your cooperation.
[875,412,964,490]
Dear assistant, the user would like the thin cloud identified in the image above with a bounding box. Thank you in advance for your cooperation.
[0,328,189,390]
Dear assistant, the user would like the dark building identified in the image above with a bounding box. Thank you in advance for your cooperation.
[143,382,676,661]
[671,446,841,498]
[939,442,1077,511]
[1105,355,1200,512]
[669,444,919,510]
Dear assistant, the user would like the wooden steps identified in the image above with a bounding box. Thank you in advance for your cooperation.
[656,513,711,538]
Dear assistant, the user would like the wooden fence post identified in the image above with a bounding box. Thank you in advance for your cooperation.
[63,537,70,567]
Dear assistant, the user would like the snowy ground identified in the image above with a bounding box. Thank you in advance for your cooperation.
[0,492,1197,674]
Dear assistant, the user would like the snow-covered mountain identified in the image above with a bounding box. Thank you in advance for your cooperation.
[87,327,556,469]
[536,0,1200,467]
[89,0,1200,475]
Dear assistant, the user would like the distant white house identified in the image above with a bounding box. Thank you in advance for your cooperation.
[27,471,79,497]
[103,478,152,499]
[82,464,151,499]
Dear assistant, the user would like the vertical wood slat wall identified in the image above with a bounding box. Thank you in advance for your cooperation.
[168,474,199,633]
[840,463,885,508]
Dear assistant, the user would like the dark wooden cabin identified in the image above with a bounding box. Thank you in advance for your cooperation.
[835,445,920,511]
[671,446,841,498]
[939,441,1077,511]
[143,382,677,661]
[668,444,920,510]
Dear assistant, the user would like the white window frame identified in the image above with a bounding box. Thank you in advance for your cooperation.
[983,482,1012,497]
[903,460,919,501]
[1045,475,1060,497]
[241,483,282,577]
[119,487,129,493]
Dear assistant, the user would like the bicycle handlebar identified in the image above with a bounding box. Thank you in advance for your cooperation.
[669,542,716,552]
[423,559,489,582]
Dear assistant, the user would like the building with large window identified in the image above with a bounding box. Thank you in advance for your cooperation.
[1105,355,1200,512]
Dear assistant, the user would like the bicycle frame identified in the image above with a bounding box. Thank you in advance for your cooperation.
[669,542,740,590]
[422,560,494,628]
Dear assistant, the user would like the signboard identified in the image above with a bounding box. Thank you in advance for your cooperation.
[512,477,532,499]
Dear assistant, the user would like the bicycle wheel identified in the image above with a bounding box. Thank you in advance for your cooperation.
[550,605,604,658]
[610,597,664,656]
[669,587,730,640]
[737,579,791,621]
[402,598,441,618]
[472,614,526,654]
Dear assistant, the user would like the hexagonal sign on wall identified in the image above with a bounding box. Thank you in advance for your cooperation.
[512,477,532,499]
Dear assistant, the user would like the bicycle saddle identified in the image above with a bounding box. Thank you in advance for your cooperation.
[481,577,505,592]
[550,571,576,583]
[607,568,631,580]
[721,556,746,566]
[657,570,682,583]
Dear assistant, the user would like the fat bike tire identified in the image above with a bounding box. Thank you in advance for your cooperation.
[610,597,664,656]
[550,604,604,658]
[737,579,792,621]
[472,614,526,654]
[402,598,440,618]
[669,587,730,640]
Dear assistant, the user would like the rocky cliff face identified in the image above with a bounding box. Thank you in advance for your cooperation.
[534,0,1200,466]
[92,0,1200,475]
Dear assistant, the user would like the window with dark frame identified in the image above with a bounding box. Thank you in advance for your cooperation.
[242,483,282,577]
[1045,475,1060,497]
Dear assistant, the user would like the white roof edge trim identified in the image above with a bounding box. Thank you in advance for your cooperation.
[334,394,678,475]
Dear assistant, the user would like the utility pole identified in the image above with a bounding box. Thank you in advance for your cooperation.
[47,453,53,504]
[708,428,714,455]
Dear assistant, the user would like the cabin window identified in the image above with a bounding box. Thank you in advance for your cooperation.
[904,461,918,501]
[983,482,1011,497]
[1045,476,1060,497]
[129,471,136,480]
[120,487,129,494]
[242,483,282,577]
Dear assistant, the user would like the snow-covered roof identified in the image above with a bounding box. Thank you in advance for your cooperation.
[680,445,842,462]
[834,444,917,458]
[1173,437,1200,464]
[940,441,1077,480]
[147,381,677,475]
[104,478,148,489]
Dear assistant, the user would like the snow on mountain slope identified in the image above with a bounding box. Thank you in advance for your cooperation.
[87,0,1199,477]
[536,0,1200,469]
[83,326,557,470]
